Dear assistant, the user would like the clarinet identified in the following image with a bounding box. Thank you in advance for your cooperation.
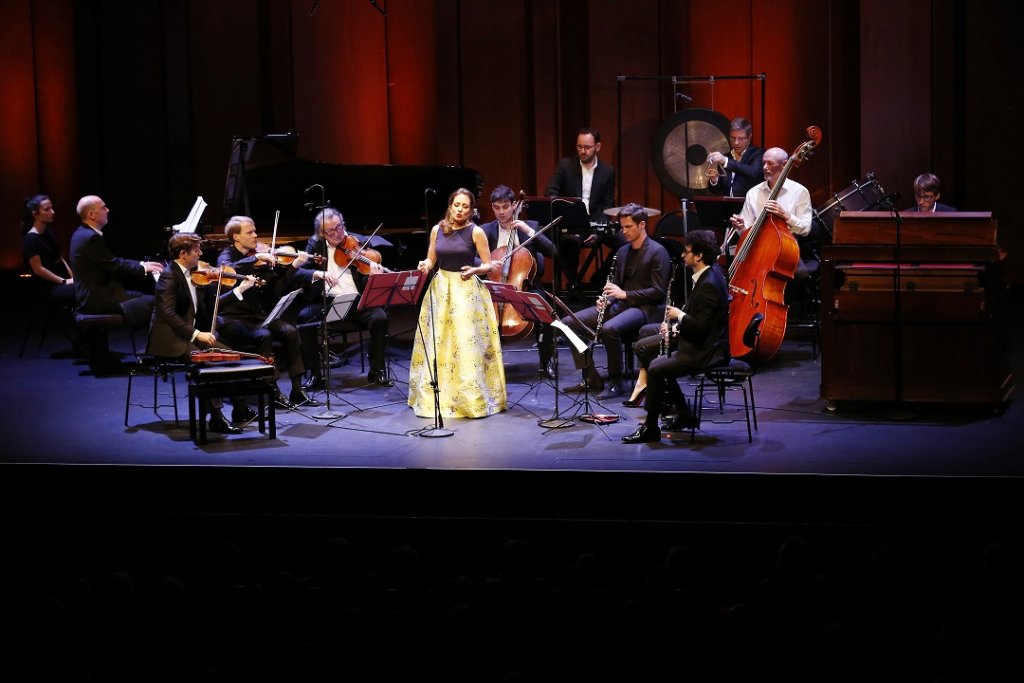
[659,270,675,356]
[593,252,618,341]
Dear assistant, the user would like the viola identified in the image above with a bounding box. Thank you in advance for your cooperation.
[190,348,275,365]
[334,234,392,275]
[727,125,821,361]
[191,262,265,288]
[489,195,537,342]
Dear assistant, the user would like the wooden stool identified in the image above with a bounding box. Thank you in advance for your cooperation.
[188,360,277,445]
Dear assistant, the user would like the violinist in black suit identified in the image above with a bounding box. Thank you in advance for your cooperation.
[480,184,557,377]
[296,207,393,389]
[707,118,765,199]
[623,230,729,444]
[147,233,259,433]
[545,127,624,295]
[215,215,319,409]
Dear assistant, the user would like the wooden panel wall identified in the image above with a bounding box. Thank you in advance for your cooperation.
[1,0,1019,284]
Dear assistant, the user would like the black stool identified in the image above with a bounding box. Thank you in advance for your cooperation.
[73,313,138,373]
[188,360,277,445]
[124,357,188,427]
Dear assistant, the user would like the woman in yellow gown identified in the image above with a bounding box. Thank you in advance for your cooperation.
[407,188,507,418]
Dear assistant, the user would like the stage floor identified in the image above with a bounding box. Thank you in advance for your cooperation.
[5,307,1022,478]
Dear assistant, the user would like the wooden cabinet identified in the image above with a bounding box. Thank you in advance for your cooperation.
[820,212,1012,407]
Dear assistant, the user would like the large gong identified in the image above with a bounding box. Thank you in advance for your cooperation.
[651,108,731,197]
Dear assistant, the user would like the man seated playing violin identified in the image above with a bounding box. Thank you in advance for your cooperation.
[147,233,260,433]
[296,207,393,389]
[214,215,320,409]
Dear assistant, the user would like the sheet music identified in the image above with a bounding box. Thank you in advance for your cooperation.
[551,320,588,354]
[172,196,207,233]
[325,292,358,323]
[260,289,301,328]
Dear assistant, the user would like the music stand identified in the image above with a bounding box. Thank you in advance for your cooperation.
[524,196,591,293]
[352,270,428,411]
[544,292,617,437]
[309,290,364,420]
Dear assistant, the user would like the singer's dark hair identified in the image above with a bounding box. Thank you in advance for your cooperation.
[616,202,648,225]
[685,229,719,264]
[440,188,476,236]
[489,185,516,204]
[730,118,753,138]
[577,127,601,144]
[22,194,50,234]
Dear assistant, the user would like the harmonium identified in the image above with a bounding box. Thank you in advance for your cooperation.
[820,211,1012,408]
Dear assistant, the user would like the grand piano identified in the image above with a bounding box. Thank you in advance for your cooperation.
[820,211,1012,409]
[221,134,484,263]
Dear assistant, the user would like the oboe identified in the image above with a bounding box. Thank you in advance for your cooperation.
[659,271,675,356]
[593,252,618,341]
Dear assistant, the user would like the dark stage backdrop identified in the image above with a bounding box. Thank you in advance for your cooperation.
[2,0,1020,283]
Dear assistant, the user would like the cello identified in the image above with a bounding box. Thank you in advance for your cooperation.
[489,193,537,342]
[727,126,821,361]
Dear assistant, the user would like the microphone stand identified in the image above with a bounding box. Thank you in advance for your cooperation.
[305,186,355,420]
[409,268,453,438]
[537,200,577,429]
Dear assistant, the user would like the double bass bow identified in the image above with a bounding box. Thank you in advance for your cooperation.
[727,125,822,361]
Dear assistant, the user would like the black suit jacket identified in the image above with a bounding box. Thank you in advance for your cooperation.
[544,157,616,222]
[674,264,730,369]
[609,236,672,323]
[147,263,224,358]
[479,219,555,280]
[903,202,957,212]
[69,224,146,313]
[708,145,765,199]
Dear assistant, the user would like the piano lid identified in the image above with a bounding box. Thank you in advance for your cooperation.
[223,135,484,235]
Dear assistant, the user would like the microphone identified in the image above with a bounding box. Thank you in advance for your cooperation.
[305,184,323,194]
[309,0,319,15]
[423,188,436,231]
[303,200,330,211]
[369,0,386,16]
[676,92,693,102]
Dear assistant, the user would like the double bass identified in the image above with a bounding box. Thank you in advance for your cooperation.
[727,126,821,361]
[489,194,537,342]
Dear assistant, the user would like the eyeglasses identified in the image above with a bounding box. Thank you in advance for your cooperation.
[729,135,750,142]
[576,145,596,152]
[915,192,937,200]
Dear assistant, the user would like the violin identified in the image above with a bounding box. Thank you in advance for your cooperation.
[191,262,265,288]
[252,243,325,267]
[334,234,392,275]
[190,348,275,365]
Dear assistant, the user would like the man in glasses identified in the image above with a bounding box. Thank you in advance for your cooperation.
[906,173,957,212]
[707,117,765,199]
[545,127,623,298]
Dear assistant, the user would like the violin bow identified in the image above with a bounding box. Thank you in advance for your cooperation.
[269,209,280,256]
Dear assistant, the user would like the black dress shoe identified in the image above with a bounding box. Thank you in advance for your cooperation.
[622,423,661,444]
[564,378,604,394]
[274,392,298,411]
[290,389,319,407]
[231,406,258,425]
[598,382,624,400]
[367,370,394,387]
[661,414,699,431]
[622,387,647,408]
[538,360,556,380]
[208,414,243,435]
[302,375,325,391]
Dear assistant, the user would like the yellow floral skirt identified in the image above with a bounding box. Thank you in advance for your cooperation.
[408,270,507,418]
